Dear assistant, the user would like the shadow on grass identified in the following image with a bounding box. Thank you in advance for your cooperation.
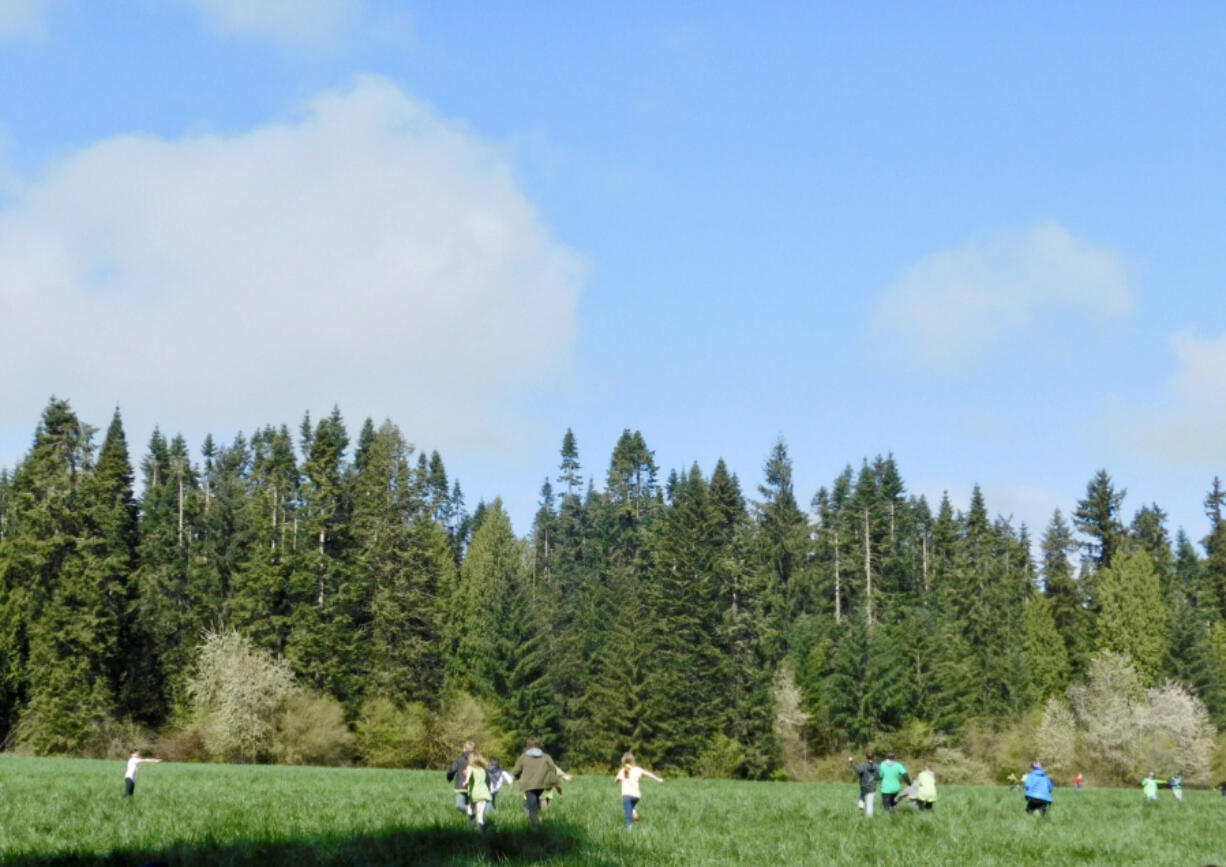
[5,821,622,867]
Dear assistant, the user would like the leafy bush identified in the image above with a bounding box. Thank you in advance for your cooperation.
[355,696,431,768]
[693,734,746,779]
[186,629,295,762]
[772,665,812,781]
[156,728,208,763]
[427,692,507,768]
[1036,696,1077,782]
[272,690,355,766]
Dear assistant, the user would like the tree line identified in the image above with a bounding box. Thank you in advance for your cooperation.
[1,397,1224,777]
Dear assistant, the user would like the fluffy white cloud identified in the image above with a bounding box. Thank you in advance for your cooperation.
[0,77,585,456]
[1128,330,1226,464]
[0,0,54,38]
[173,0,358,43]
[872,223,1133,367]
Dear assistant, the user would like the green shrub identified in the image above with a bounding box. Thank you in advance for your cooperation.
[693,734,745,779]
[273,690,355,766]
[427,692,507,768]
[355,696,431,768]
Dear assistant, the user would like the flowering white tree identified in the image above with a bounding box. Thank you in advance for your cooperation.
[1066,652,1214,784]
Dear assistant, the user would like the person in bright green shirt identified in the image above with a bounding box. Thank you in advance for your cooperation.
[914,765,937,810]
[877,752,911,813]
[1141,772,1162,802]
[463,754,493,829]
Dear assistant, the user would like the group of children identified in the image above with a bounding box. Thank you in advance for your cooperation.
[848,752,937,815]
[445,741,664,831]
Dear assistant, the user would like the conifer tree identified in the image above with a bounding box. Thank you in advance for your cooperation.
[753,439,812,655]
[87,409,147,720]
[558,428,582,498]
[1074,469,1126,573]
[1,399,117,752]
[1041,508,1088,670]
[1095,548,1167,682]
[1021,592,1071,698]
[641,464,732,768]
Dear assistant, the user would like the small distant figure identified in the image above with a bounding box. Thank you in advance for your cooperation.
[1219,780,1226,797]
[614,752,663,830]
[1141,772,1162,803]
[1006,772,1020,791]
[511,737,561,829]
[1073,771,1083,792]
[540,767,574,812]
[123,751,162,798]
[462,753,492,830]
[1023,761,1053,818]
[487,757,513,811]
[877,752,910,814]
[446,740,476,819]
[848,751,878,817]
[914,765,937,811]
[1168,773,1184,803]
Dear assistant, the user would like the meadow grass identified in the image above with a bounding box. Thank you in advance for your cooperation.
[1,755,1224,865]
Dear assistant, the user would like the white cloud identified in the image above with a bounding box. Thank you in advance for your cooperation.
[1126,330,1226,465]
[0,0,55,38]
[0,77,585,459]
[872,223,1133,367]
[173,0,359,44]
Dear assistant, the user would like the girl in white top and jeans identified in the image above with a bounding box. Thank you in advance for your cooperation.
[614,752,663,829]
[123,751,162,797]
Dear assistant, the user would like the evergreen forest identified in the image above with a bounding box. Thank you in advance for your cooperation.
[2,397,1225,779]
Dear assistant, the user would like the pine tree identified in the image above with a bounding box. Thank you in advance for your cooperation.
[753,438,812,655]
[1073,469,1126,573]
[641,464,732,769]
[1,399,117,752]
[1095,548,1167,683]
[1041,508,1088,670]
[558,428,583,498]
[1021,592,1071,698]
[87,409,147,721]
[1202,477,1226,619]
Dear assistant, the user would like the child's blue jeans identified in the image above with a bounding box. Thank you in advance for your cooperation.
[622,795,639,827]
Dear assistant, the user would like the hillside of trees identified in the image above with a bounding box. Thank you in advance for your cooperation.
[2,397,1224,781]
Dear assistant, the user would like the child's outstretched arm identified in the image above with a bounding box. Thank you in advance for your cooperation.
[645,770,664,783]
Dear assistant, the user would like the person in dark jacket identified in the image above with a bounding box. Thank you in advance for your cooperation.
[848,751,878,817]
[511,738,560,829]
[1023,761,1053,817]
[446,740,476,819]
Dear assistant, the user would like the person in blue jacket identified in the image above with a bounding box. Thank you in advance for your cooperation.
[1023,761,1053,817]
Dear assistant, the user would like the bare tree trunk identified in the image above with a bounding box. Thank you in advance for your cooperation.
[177,476,184,547]
[922,533,929,593]
[833,529,842,624]
[271,488,278,552]
[863,508,873,626]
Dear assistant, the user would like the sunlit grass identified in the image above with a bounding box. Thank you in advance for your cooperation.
[0,756,1223,864]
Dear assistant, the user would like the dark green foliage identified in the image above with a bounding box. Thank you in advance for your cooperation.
[2,401,1223,775]
[1073,469,1126,574]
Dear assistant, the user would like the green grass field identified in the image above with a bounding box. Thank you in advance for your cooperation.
[1,756,1224,865]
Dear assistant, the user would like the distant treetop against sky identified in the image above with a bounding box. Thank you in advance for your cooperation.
[2,0,1224,540]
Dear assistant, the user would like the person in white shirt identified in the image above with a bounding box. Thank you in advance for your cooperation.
[614,752,663,829]
[124,751,162,798]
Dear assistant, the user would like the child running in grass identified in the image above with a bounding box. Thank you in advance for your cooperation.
[487,758,512,811]
[1141,772,1162,803]
[540,767,574,813]
[123,751,161,798]
[914,765,937,810]
[462,754,492,830]
[615,753,663,830]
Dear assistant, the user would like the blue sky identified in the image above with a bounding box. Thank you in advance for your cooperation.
[2,1,1225,548]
